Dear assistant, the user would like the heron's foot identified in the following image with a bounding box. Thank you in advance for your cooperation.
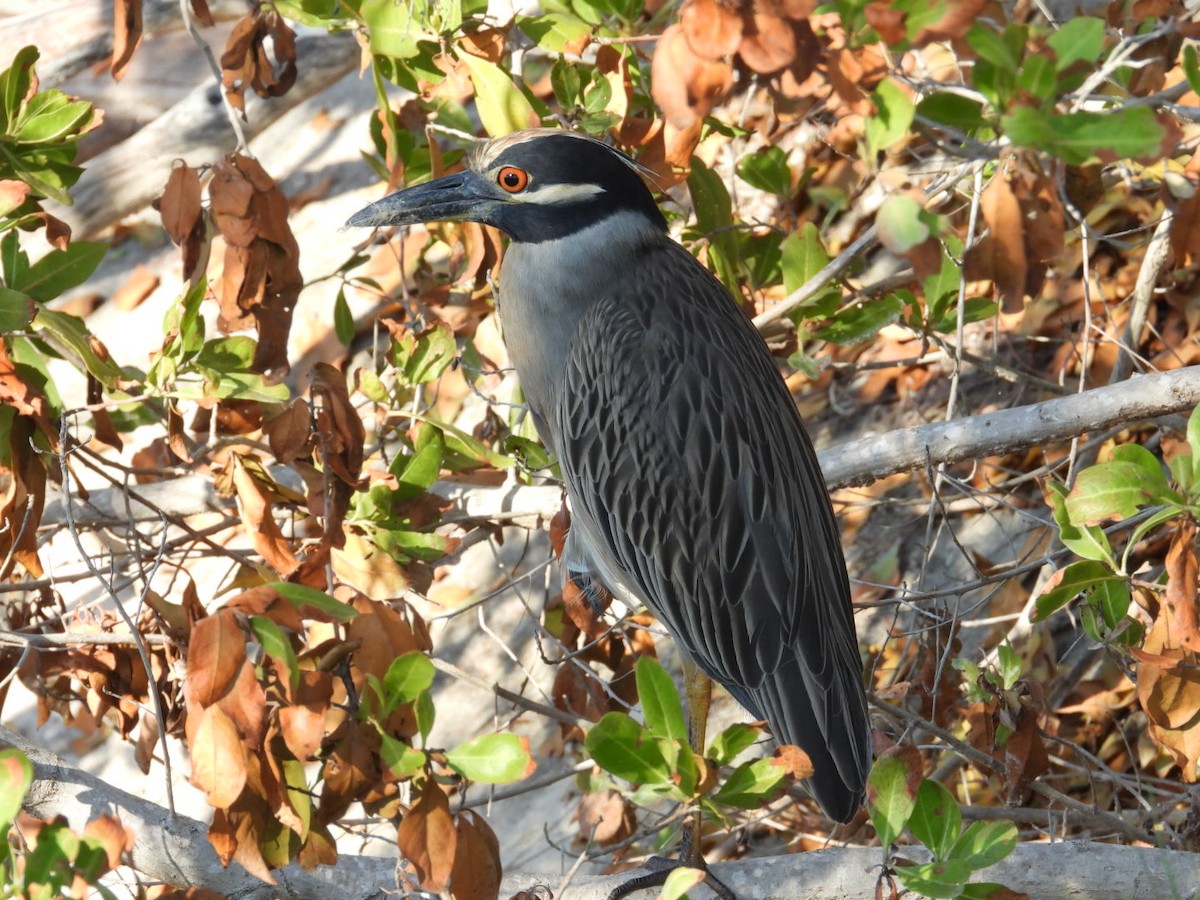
[603,855,739,900]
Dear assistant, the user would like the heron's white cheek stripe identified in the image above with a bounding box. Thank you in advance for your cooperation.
[520,183,608,205]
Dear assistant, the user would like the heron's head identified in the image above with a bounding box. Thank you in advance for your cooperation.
[345,129,666,244]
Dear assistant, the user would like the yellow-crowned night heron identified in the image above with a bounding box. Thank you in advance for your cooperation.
[348,129,871,892]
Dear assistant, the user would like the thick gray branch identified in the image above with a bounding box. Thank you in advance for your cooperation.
[42,366,1200,532]
[3,726,1197,900]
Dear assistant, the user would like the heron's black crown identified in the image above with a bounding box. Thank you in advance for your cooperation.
[345,130,667,245]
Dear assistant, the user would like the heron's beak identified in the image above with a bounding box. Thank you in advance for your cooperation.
[345,169,499,229]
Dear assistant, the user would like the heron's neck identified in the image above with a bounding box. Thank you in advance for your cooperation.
[497,209,666,427]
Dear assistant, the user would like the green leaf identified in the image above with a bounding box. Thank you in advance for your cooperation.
[360,0,429,58]
[996,644,1021,690]
[1047,17,1105,71]
[396,325,458,385]
[948,819,1018,868]
[459,52,537,136]
[0,286,34,332]
[1109,443,1171,497]
[815,294,904,344]
[445,732,533,783]
[876,193,935,254]
[333,286,354,345]
[1184,44,1200,97]
[1032,559,1119,621]
[194,335,257,371]
[780,222,830,296]
[18,241,106,302]
[1045,480,1113,564]
[16,92,92,143]
[736,146,792,195]
[0,46,39,134]
[517,13,590,53]
[416,688,435,745]
[923,244,960,322]
[268,582,359,621]
[582,75,612,115]
[1015,54,1056,102]
[380,733,427,778]
[916,93,985,131]
[711,757,788,809]
[660,866,706,900]
[0,748,33,831]
[865,78,915,158]
[687,157,739,292]
[708,722,761,767]
[390,424,444,500]
[550,57,583,109]
[867,754,918,846]
[1065,459,1167,524]
[1188,404,1200,485]
[1002,105,1163,165]
[585,712,673,785]
[636,656,687,742]
[383,651,436,705]
[1095,577,1131,629]
[895,858,972,899]
[967,23,1022,73]
[32,308,124,388]
[908,779,961,860]
[250,616,300,691]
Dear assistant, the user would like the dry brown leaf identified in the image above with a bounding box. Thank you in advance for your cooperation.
[1169,150,1200,267]
[220,8,297,111]
[1018,170,1065,299]
[448,810,502,899]
[231,454,301,576]
[775,743,815,779]
[190,704,248,808]
[574,789,637,845]
[680,0,744,60]
[83,815,133,870]
[112,265,159,312]
[186,609,246,708]
[966,171,1027,312]
[190,0,215,26]
[1164,521,1200,653]
[217,658,267,746]
[738,10,797,74]
[652,24,734,129]
[112,0,144,80]
[279,669,334,761]
[864,2,906,44]
[397,779,457,893]
[1001,706,1049,803]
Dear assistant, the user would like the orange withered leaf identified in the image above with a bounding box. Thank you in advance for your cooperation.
[186,609,246,708]
[448,810,502,899]
[680,0,744,60]
[397,779,457,893]
[112,0,144,80]
[652,25,734,129]
[190,704,248,808]
[966,171,1028,313]
[738,10,798,74]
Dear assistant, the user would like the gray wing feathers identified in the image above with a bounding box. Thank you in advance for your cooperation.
[554,240,870,820]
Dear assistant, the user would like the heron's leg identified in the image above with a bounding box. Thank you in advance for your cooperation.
[680,658,711,865]
[604,663,738,900]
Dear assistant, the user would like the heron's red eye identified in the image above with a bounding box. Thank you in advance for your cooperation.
[497,166,529,193]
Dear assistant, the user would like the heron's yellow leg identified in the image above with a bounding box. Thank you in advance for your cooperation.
[682,659,712,866]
